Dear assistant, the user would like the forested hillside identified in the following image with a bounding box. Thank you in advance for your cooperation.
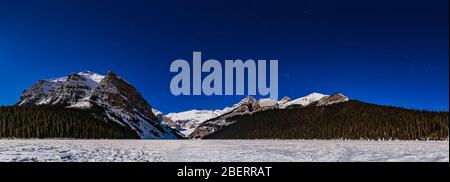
[205,101,449,140]
[0,105,138,139]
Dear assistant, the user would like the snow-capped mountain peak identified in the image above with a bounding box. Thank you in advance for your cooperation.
[235,96,258,106]
[17,71,179,139]
[18,71,106,106]
[78,71,105,84]
[279,92,327,108]
[166,110,224,122]
[45,71,105,85]
[315,93,349,106]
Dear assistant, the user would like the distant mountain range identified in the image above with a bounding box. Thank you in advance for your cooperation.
[165,92,349,138]
[0,71,447,140]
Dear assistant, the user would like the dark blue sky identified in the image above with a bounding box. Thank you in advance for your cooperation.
[0,0,448,113]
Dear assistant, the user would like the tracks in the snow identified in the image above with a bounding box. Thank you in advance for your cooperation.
[336,144,354,162]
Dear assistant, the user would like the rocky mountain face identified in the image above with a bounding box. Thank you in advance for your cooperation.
[17,71,180,139]
[314,93,350,106]
[277,96,292,106]
[18,71,104,107]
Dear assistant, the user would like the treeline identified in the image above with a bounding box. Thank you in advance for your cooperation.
[206,101,449,140]
[0,105,138,139]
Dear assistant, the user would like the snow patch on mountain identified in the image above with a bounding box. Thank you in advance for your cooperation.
[279,92,327,108]
[258,98,278,107]
[66,101,92,109]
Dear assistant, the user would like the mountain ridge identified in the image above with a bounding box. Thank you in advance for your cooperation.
[204,100,449,140]
[188,93,349,138]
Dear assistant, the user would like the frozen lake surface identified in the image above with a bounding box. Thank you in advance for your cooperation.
[0,140,448,162]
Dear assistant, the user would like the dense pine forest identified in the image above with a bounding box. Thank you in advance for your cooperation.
[205,101,449,140]
[0,105,138,139]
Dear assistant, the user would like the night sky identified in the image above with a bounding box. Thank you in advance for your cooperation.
[0,0,448,113]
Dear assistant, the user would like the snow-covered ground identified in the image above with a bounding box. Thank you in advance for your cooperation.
[0,140,447,162]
